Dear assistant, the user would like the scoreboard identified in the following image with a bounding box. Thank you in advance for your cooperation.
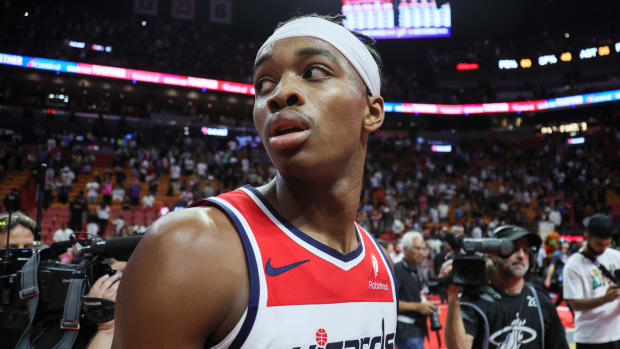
[341,0,451,39]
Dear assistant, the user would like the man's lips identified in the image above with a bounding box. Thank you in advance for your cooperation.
[266,111,312,150]
[267,111,311,138]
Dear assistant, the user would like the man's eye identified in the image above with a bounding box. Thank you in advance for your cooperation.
[255,78,274,94]
[303,66,329,80]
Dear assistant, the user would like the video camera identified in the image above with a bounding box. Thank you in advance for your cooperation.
[1,234,141,348]
[428,234,514,295]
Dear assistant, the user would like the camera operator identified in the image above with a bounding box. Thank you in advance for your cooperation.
[1,211,122,349]
[563,213,620,348]
[0,211,35,249]
[442,225,568,349]
[395,231,438,349]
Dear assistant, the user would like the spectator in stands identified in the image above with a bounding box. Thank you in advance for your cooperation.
[0,211,35,248]
[563,214,620,348]
[86,209,100,236]
[69,191,87,233]
[141,192,155,208]
[60,165,75,203]
[438,200,450,223]
[129,181,140,206]
[87,177,100,204]
[102,178,113,205]
[112,185,125,203]
[53,221,74,242]
[97,202,110,236]
[545,240,571,307]
[196,157,207,179]
[170,163,181,185]
[113,214,125,235]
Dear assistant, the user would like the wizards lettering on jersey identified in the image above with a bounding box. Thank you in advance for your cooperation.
[289,319,395,349]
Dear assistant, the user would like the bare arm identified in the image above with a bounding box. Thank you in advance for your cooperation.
[399,300,437,315]
[445,285,474,349]
[111,207,248,349]
[567,284,620,311]
[544,264,556,288]
[438,260,473,349]
[87,325,114,349]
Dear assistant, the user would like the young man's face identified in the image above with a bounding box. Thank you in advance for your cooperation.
[252,36,382,178]
[585,234,612,255]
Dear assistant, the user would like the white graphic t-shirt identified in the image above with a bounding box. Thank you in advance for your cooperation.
[563,247,620,343]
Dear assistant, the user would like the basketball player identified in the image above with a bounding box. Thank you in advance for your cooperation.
[112,15,397,349]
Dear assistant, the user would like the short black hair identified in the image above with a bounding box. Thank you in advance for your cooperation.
[276,14,383,95]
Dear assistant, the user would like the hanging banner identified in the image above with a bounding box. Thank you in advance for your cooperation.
[171,0,195,20]
[209,0,232,24]
[134,0,158,15]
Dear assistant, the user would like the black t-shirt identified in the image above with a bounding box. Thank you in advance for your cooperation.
[461,283,568,349]
[394,260,428,340]
[70,199,85,219]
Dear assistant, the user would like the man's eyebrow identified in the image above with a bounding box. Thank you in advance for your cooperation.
[253,53,273,74]
[253,47,340,76]
[294,47,339,65]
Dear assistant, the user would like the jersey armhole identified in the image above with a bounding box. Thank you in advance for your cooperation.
[193,197,261,349]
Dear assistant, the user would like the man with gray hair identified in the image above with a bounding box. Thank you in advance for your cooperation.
[394,231,438,349]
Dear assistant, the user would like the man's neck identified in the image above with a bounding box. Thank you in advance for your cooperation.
[259,171,363,255]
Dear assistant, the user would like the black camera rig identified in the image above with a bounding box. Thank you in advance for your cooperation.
[1,162,142,348]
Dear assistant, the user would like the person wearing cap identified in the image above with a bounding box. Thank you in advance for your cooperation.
[113,14,395,349]
[441,225,568,349]
[563,213,620,348]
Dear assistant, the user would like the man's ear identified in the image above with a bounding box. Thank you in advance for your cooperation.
[363,96,384,132]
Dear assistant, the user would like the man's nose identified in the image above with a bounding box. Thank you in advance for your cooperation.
[267,74,305,113]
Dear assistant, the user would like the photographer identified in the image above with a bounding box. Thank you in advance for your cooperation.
[1,211,121,349]
[563,214,620,348]
[395,231,438,349]
[0,211,35,249]
[442,225,568,349]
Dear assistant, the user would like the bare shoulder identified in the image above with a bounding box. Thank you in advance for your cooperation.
[113,207,249,348]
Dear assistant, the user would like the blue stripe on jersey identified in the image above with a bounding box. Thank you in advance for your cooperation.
[204,198,259,349]
[243,185,364,263]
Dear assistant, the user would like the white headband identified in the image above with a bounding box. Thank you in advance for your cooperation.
[258,17,381,96]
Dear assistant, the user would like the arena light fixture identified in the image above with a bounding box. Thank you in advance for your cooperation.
[538,54,557,66]
[560,52,572,62]
[519,58,532,68]
[498,59,518,69]
[456,63,479,71]
[432,145,452,152]
[201,126,228,137]
[598,46,610,56]
[616,42,620,53]
[567,137,585,145]
[69,41,86,49]
[579,47,597,59]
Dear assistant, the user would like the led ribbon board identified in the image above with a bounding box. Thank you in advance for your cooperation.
[2,52,619,116]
